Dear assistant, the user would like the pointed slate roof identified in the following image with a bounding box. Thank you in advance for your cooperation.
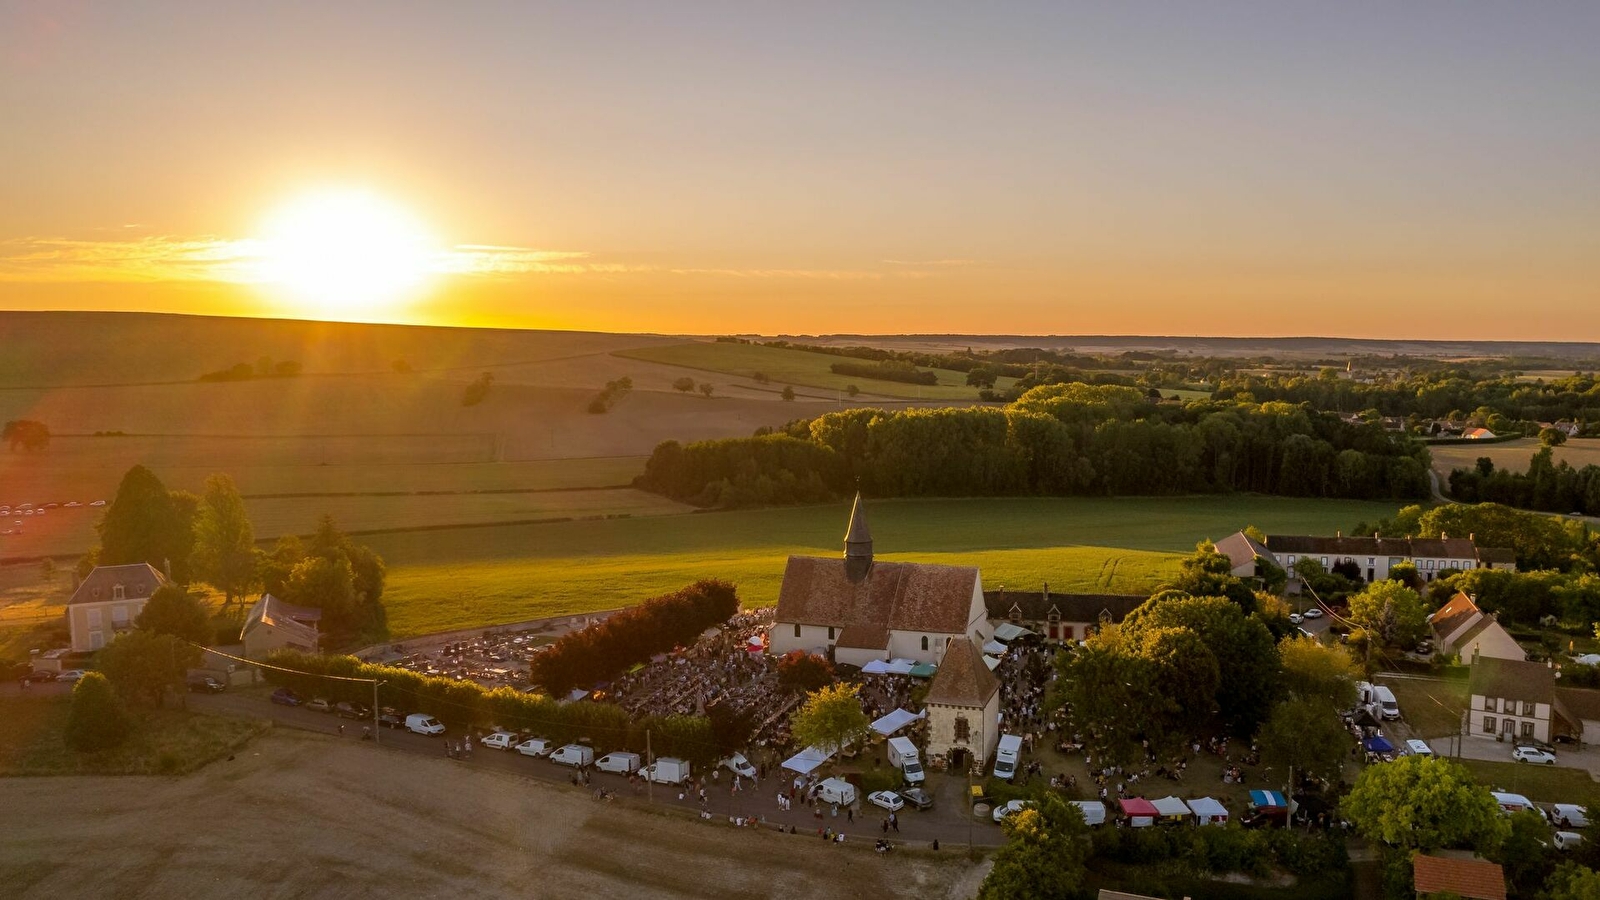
[844,492,873,559]
[926,637,1000,708]
[68,563,167,605]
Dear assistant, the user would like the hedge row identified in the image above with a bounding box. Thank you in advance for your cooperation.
[1090,821,1348,880]
[261,650,720,766]
[527,579,740,694]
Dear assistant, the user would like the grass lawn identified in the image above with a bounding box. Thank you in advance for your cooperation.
[1458,758,1600,810]
[368,494,1401,638]
[614,341,1010,400]
[1376,677,1468,740]
[0,692,267,776]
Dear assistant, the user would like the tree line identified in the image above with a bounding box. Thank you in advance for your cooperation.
[80,464,387,645]
[526,579,740,695]
[827,359,938,385]
[1216,367,1600,427]
[262,649,724,766]
[636,384,1431,508]
[1448,447,1600,517]
[199,358,303,381]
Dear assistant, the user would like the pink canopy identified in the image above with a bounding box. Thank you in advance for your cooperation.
[1119,798,1160,817]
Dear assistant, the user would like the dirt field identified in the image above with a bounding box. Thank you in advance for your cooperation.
[0,729,980,900]
[1430,437,1600,480]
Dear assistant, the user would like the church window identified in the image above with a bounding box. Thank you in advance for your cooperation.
[954,716,970,741]
[921,636,929,651]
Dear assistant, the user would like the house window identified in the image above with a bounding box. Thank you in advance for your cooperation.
[90,631,105,650]
[1287,555,1296,566]
[113,583,126,600]
[1521,721,1535,738]
[1484,716,1497,734]
[87,608,102,628]
[827,626,835,641]
[793,624,801,638]
[1321,557,1329,567]
[1502,718,1515,735]
[111,605,129,625]
[1367,557,1375,566]
[1009,607,1020,623]
[1062,626,1075,640]
[921,636,929,651]
[954,716,970,742]
[1522,701,1535,717]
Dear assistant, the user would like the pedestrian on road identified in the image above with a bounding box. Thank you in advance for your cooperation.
[881,818,889,835]
[831,802,838,818]
[847,807,853,824]
[339,724,345,736]
[890,812,898,833]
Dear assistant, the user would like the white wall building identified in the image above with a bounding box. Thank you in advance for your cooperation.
[65,563,167,652]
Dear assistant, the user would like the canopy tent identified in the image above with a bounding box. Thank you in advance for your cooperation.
[745,635,765,654]
[782,745,834,775]
[1248,790,1287,810]
[1119,797,1159,827]
[870,708,926,737]
[1575,653,1600,666]
[561,688,589,704]
[861,659,893,675]
[1151,796,1192,819]
[981,640,1008,655]
[908,662,937,679]
[1187,797,1229,825]
[1363,736,1396,754]
[993,622,1035,643]
[982,655,1002,671]
[886,658,917,675]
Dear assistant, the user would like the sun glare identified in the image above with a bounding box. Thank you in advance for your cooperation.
[254,189,437,319]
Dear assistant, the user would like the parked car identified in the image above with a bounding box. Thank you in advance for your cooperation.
[721,752,757,778]
[1549,804,1590,828]
[1555,831,1585,851]
[64,501,81,508]
[1302,608,1323,619]
[900,787,935,810]
[377,712,405,729]
[306,698,332,713]
[992,799,1036,824]
[480,731,520,750]
[868,791,905,812]
[1288,613,1303,624]
[335,701,371,719]
[186,674,226,693]
[24,670,57,683]
[270,687,303,706]
[1513,746,1557,765]
[514,737,555,757]
[90,500,107,506]
[404,713,445,735]
[550,744,595,768]
[596,752,641,774]
[56,669,88,683]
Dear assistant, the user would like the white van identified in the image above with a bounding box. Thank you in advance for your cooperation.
[405,713,445,735]
[515,737,555,757]
[810,777,857,806]
[887,737,925,784]
[550,744,595,768]
[1070,800,1107,826]
[993,734,1023,780]
[1373,685,1401,720]
[1492,791,1536,815]
[1405,739,1434,758]
[645,757,691,785]
[1549,804,1590,828]
[596,752,641,774]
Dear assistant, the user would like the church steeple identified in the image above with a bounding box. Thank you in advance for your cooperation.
[844,492,873,578]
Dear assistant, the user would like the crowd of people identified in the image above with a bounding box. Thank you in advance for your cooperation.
[373,631,548,688]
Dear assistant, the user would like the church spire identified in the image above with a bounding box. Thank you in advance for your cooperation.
[844,491,873,565]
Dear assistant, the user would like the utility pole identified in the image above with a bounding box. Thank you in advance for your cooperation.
[646,729,654,805]
[373,679,385,745]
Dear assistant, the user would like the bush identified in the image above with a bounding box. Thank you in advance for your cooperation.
[527,580,740,694]
[64,672,132,752]
[829,360,939,385]
[776,650,834,692]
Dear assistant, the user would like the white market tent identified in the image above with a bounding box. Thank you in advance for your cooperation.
[870,708,927,737]
[981,640,1008,655]
[993,622,1034,643]
[1186,797,1229,825]
[1151,796,1192,820]
[885,658,917,675]
[861,659,892,675]
[983,655,1002,671]
[782,745,835,775]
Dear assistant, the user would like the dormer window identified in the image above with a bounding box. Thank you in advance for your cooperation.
[1008,605,1021,623]
[112,584,126,601]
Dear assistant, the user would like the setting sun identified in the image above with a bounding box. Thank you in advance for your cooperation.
[254,189,437,319]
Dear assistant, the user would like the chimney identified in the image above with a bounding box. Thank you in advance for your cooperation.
[1336,530,1342,538]
[163,557,172,579]
[1043,581,1050,601]
[1469,532,1475,542]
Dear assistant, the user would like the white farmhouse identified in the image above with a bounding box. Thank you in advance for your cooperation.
[66,563,167,651]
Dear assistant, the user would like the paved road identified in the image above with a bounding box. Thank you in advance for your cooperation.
[188,687,1007,848]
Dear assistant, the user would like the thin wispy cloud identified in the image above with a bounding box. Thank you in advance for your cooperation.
[879,258,979,267]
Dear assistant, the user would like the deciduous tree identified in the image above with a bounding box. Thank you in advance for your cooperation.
[96,465,197,582]
[135,584,212,646]
[1348,580,1429,650]
[1342,755,1507,853]
[65,672,131,751]
[979,796,1091,900]
[789,683,870,753]
[190,474,257,605]
[98,630,201,706]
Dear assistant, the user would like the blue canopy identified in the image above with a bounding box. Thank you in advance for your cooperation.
[1248,790,1286,810]
[1363,736,1395,753]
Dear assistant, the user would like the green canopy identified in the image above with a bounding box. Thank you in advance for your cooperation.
[908,662,937,679]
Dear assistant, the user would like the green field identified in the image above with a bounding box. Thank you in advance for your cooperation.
[1430,437,1600,480]
[1459,758,1600,811]
[1377,677,1468,739]
[0,693,267,776]
[614,341,1011,400]
[366,494,1402,637]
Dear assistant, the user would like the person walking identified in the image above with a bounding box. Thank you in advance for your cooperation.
[847,807,854,824]
[889,812,898,833]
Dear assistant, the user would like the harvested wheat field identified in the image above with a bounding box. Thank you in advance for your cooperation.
[0,729,981,900]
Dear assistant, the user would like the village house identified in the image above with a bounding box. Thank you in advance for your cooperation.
[240,593,322,658]
[65,563,168,652]
[1411,855,1506,900]
[1215,530,1516,587]
[768,494,991,667]
[1429,592,1525,664]
[923,635,1001,773]
[982,586,1146,642]
[1466,657,1578,745]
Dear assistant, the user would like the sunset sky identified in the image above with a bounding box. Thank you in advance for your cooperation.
[3,2,1598,338]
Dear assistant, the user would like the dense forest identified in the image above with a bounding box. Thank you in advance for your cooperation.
[636,384,1431,508]
[1215,369,1600,426]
